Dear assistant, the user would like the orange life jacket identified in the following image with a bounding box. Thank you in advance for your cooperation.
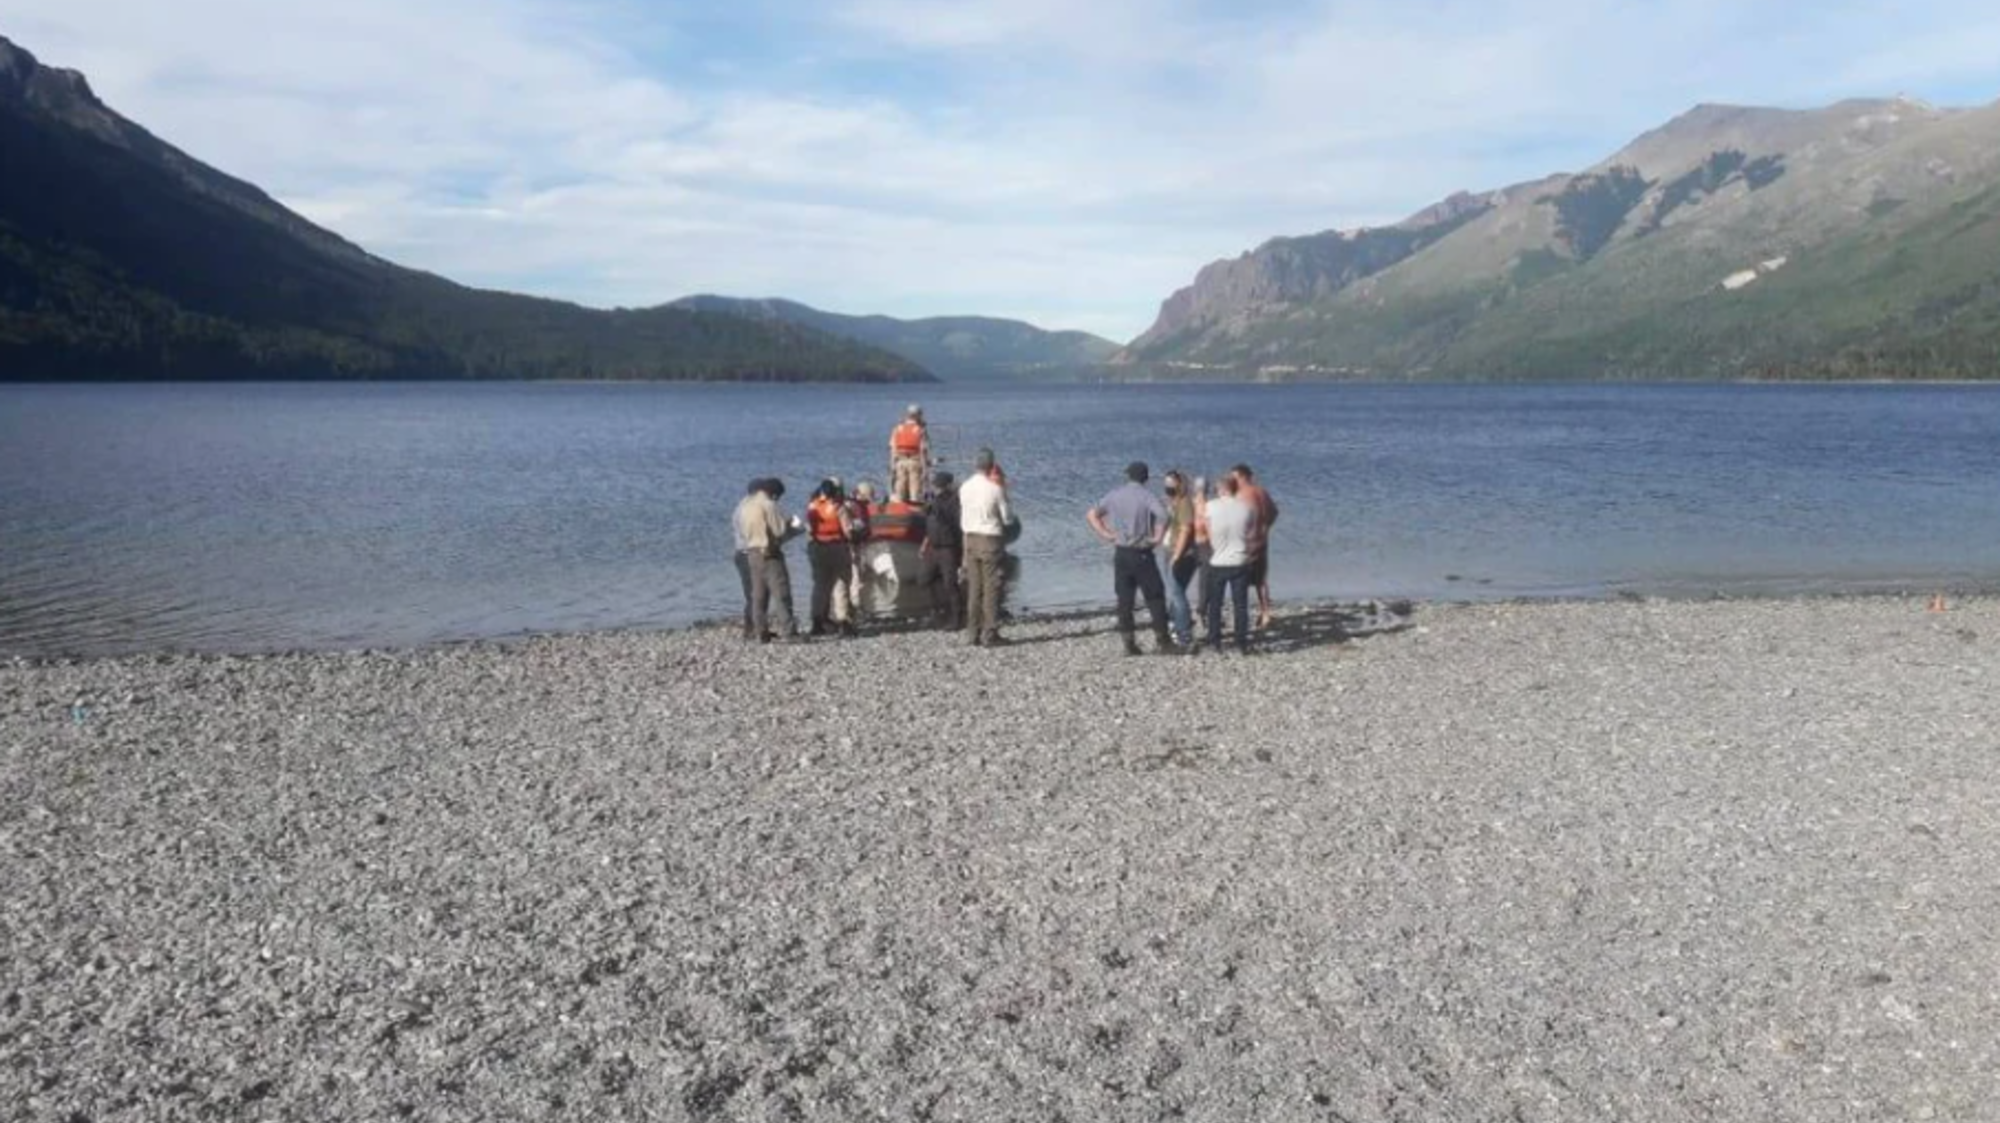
[890,420,925,457]
[805,495,848,544]
[868,500,927,544]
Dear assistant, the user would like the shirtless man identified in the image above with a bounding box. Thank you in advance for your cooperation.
[1229,464,1279,628]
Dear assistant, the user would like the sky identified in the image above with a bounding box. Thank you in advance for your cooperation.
[5,1,2000,342]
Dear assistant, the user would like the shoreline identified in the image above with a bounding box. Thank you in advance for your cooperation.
[5,596,1997,1119]
[6,585,1996,665]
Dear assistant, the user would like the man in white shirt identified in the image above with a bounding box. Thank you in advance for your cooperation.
[1200,474,1259,655]
[957,447,1015,646]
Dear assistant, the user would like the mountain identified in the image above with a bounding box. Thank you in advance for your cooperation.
[671,295,1120,381]
[0,36,928,383]
[1122,191,1497,356]
[1119,95,2000,381]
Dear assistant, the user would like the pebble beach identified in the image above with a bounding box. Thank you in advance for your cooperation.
[4,597,1998,1121]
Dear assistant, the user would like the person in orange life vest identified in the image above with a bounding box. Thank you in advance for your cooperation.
[887,404,932,504]
[804,478,858,637]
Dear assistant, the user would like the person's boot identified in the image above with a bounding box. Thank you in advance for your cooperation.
[1152,625,1178,655]
[1121,632,1143,657]
[808,617,828,637]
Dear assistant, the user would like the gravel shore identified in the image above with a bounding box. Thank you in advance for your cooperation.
[4,597,1998,1122]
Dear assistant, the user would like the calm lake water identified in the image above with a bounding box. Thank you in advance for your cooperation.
[4,381,2000,656]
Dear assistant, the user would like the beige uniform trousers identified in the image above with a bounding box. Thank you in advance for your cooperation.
[963,533,1006,641]
[892,456,926,504]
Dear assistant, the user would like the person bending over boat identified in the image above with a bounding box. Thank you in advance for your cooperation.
[840,481,879,623]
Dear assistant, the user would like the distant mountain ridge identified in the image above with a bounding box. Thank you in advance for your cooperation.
[1123,191,1497,355]
[0,36,929,383]
[671,295,1119,381]
[1119,94,2000,381]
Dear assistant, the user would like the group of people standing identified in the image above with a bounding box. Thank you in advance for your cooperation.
[732,405,1019,647]
[1086,461,1278,656]
[733,404,1278,656]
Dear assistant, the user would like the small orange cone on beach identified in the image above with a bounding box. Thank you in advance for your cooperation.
[1927,593,1948,613]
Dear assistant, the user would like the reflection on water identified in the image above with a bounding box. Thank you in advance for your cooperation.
[4,381,2000,656]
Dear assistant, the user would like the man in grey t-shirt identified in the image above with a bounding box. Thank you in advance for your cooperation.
[1086,461,1176,656]
[1200,475,1258,654]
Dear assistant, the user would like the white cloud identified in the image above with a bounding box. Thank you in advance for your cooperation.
[5,0,1999,341]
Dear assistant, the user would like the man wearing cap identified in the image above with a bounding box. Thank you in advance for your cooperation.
[958,448,1014,647]
[733,477,803,642]
[1085,462,1177,656]
[888,404,931,504]
[923,469,963,631]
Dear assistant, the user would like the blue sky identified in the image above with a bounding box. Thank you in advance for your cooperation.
[5,0,2000,341]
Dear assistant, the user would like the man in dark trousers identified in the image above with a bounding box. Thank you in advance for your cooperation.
[804,478,857,637]
[923,469,963,631]
[1085,461,1176,656]
[1230,463,1280,629]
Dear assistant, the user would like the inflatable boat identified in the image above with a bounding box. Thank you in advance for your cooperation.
[851,499,1022,621]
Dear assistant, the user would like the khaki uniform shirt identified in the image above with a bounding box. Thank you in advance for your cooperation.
[735,493,788,556]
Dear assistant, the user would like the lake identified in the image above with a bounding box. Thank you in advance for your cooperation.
[4,381,2000,657]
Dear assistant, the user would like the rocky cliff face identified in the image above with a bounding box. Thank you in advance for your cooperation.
[1393,190,1495,231]
[1121,94,2000,381]
[1,37,136,146]
[1119,194,1494,356]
